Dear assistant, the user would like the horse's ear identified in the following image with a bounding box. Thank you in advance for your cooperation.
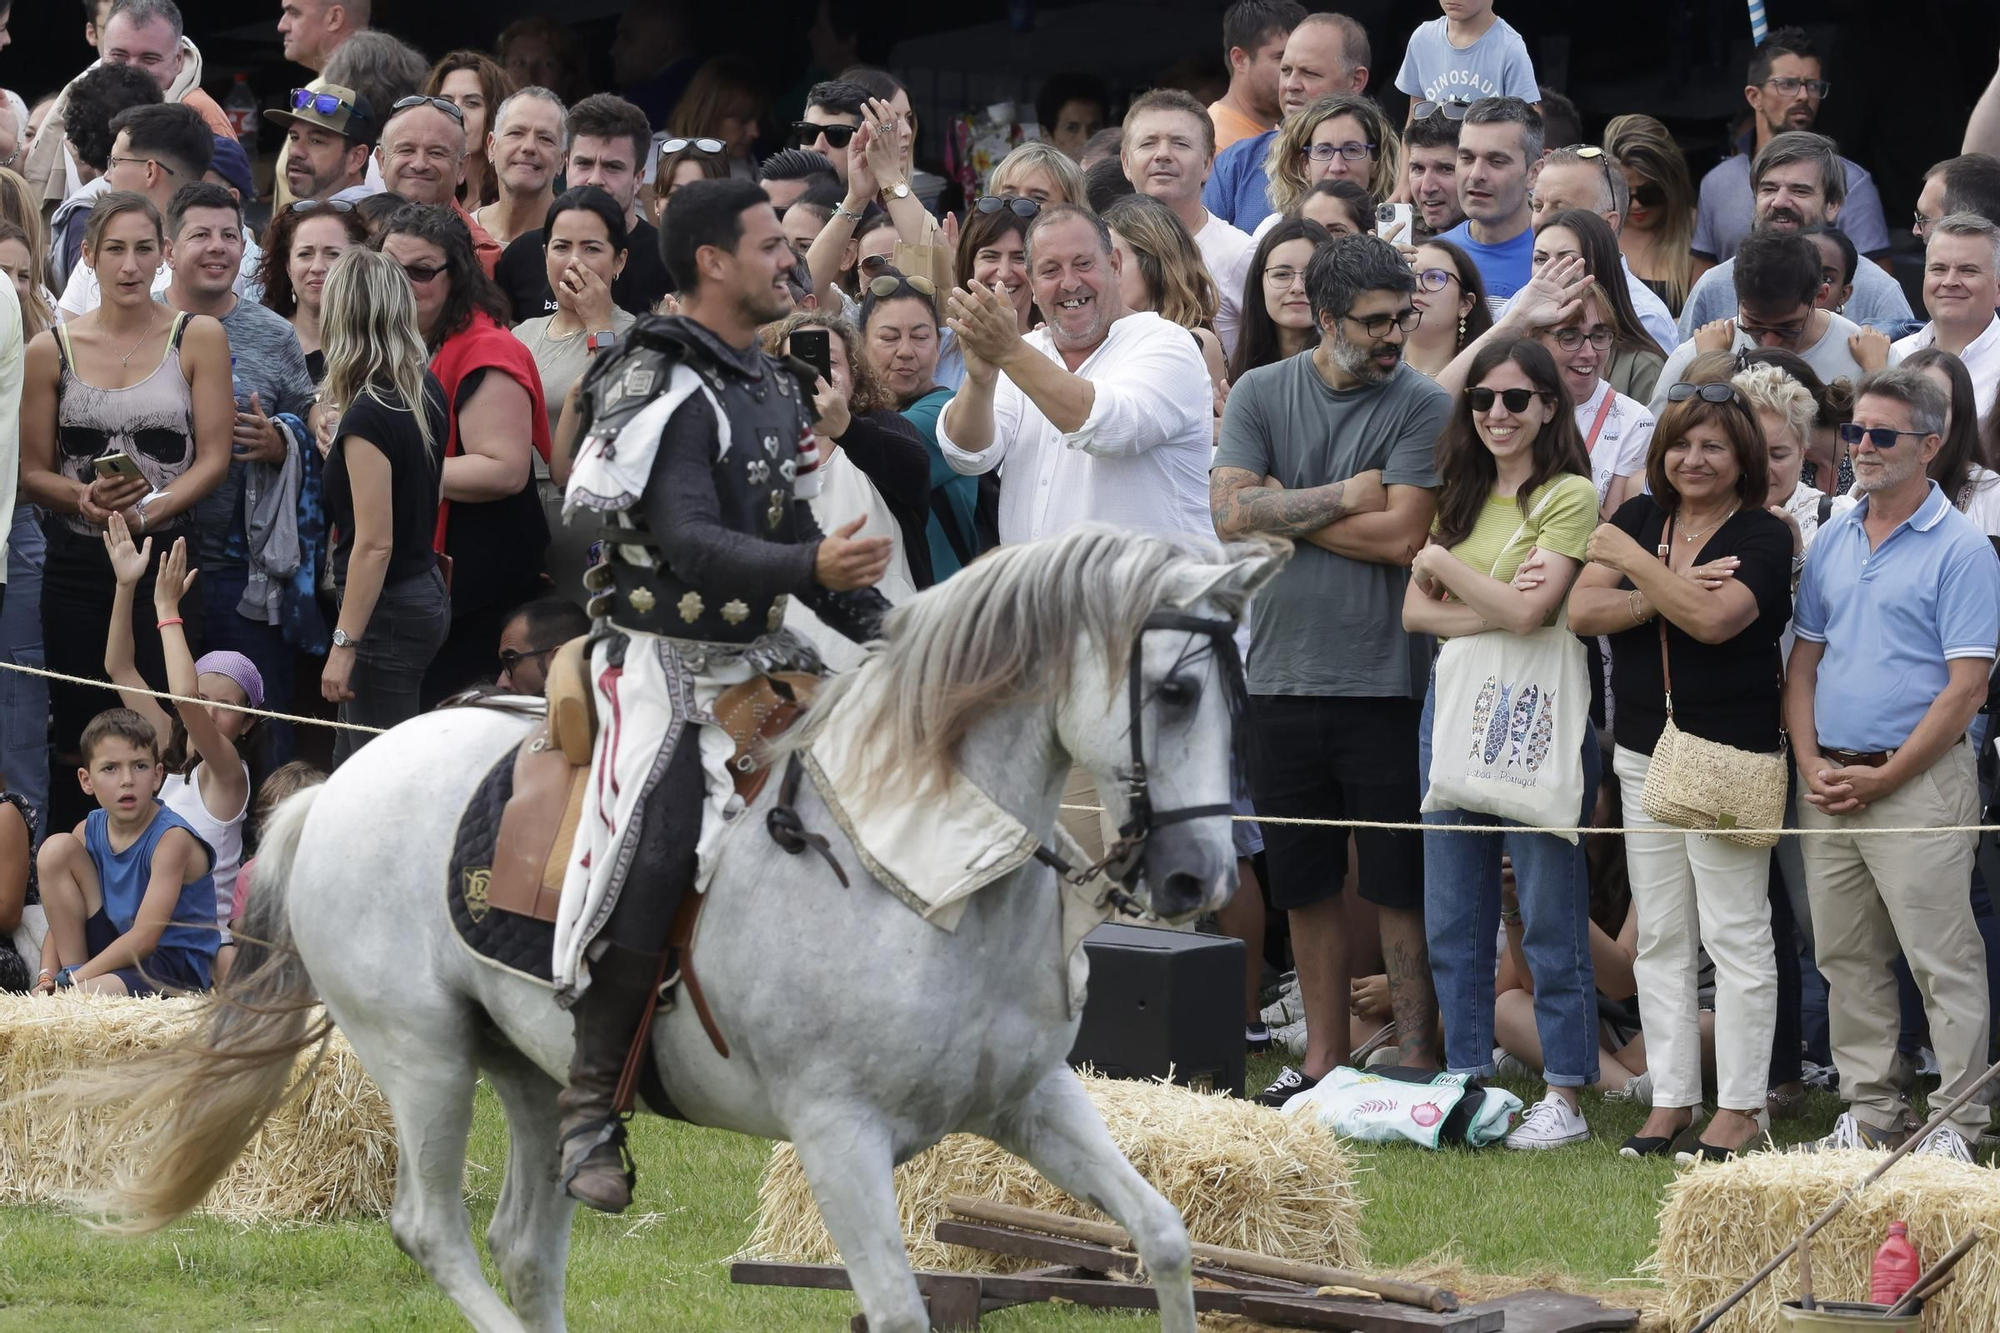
[1165,537,1293,612]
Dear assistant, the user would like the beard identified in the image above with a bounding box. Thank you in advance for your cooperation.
[1852,447,1925,496]
[1333,328,1398,385]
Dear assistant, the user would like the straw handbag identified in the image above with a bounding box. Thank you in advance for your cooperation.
[1638,514,1785,848]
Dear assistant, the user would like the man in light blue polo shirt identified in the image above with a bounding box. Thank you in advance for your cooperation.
[1785,367,2000,1161]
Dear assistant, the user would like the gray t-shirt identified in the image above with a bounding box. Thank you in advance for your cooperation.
[1393,16,1539,103]
[1692,154,1892,263]
[1650,309,1867,416]
[1214,352,1451,699]
[1679,249,1912,338]
[188,296,317,568]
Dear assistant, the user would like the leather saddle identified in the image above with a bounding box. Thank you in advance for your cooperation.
[485,642,822,925]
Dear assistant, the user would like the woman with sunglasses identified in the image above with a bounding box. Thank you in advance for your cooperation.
[377,204,550,707]
[1602,115,1697,318]
[1227,217,1328,384]
[1402,239,1491,379]
[650,137,728,225]
[422,50,514,210]
[1255,94,1402,240]
[761,311,929,666]
[1566,381,1792,1163]
[1402,337,1604,1150]
[255,202,367,384]
[1103,194,1228,421]
[667,57,766,183]
[860,270,985,582]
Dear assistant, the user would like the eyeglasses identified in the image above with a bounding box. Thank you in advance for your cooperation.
[1552,326,1615,351]
[1629,180,1666,209]
[794,120,857,149]
[866,272,936,298]
[1837,422,1930,449]
[290,88,354,119]
[498,646,557,675]
[1665,382,1742,405]
[1415,266,1459,292]
[290,198,355,213]
[1303,141,1377,162]
[661,137,725,156]
[1343,307,1422,337]
[399,261,448,283]
[1914,210,1939,240]
[391,94,464,123]
[1761,76,1832,100]
[1412,99,1471,121]
[107,155,174,177]
[973,195,1041,218]
[1736,311,1809,343]
[1468,386,1549,413]
[1263,265,1305,289]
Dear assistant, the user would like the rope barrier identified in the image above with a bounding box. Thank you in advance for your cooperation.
[0,660,387,733]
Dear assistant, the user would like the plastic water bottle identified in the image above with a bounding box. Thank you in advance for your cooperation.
[225,73,258,154]
[1870,1220,1921,1307]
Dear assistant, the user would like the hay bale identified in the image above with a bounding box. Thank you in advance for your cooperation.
[0,992,395,1221]
[742,1073,1362,1273]
[1654,1150,2000,1332]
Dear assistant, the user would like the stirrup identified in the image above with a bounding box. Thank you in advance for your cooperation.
[559,1115,636,1203]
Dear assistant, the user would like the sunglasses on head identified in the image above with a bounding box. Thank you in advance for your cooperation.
[661,137,725,157]
[290,198,355,212]
[1413,99,1471,121]
[1838,422,1930,449]
[794,120,857,148]
[1665,381,1742,406]
[1467,386,1548,413]
[391,94,464,123]
[867,273,937,298]
[973,195,1041,218]
[290,88,351,118]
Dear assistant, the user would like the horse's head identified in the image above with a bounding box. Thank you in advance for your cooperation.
[1059,536,1288,924]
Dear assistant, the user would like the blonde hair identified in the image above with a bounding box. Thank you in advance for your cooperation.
[1264,94,1402,216]
[1603,114,1695,313]
[0,167,47,309]
[1101,193,1217,329]
[1731,360,1817,453]
[989,141,1087,207]
[759,308,894,416]
[319,248,437,453]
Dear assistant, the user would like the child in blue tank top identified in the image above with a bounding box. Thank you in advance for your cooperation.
[30,709,218,996]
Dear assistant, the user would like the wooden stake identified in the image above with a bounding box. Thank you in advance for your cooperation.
[943,1195,1458,1312]
[1795,1233,1813,1312]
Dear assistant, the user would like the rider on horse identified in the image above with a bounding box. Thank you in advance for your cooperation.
[556,178,893,1213]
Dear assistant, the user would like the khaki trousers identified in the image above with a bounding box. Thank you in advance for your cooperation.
[1798,742,1992,1140]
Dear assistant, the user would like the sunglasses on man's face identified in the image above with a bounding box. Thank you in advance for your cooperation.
[1837,422,1930,450]
[794,120,857,149]
[399,261,448,284]
[498,646,556,675]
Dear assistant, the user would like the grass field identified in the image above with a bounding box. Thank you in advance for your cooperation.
[0,1052,1877,1333]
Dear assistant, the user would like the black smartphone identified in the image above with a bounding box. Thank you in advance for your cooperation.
[792,328,832,386]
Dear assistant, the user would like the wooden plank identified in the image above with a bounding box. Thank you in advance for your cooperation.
[1462,1290,1641,1332]
[1239,1294,1506,1332]
[933,1219,1320,1297]
[944,1195,1457,1311]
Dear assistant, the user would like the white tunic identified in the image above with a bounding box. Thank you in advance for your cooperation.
[160,760,248,942]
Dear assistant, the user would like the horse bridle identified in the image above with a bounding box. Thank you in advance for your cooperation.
[1036,610,1249,905]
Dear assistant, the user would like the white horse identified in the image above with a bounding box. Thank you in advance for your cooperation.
[72,527,1284,1333]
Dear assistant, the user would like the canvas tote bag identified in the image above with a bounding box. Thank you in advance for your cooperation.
[1419,489,1590,843]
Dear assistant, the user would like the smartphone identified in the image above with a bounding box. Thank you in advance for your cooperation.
[792,328,832,386]
[1375,202,1414,241]
[93,452,146,485]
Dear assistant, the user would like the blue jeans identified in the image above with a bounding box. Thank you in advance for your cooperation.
[1419,673,1602,1086]
[200,562,296,769]
[0,506,48,834]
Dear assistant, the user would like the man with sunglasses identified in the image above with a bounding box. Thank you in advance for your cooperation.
[795,80,869,190]
[1788,367,2000,1162]
[264,82,376,206]
[1691,27,1889,275]
[1212,235,1451,1105]
[494,596,588,697]
[1652,230,1867,417]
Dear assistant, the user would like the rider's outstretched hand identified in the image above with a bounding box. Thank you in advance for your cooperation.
[815,516,892,591]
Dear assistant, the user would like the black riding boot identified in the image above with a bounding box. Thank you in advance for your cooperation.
[558,942,665,1213]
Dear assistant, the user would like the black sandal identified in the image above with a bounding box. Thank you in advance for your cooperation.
[1619,1108,1706,1160]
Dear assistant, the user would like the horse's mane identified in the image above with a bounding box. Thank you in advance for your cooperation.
[779,526,1268,801]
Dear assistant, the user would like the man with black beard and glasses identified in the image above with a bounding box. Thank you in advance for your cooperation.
[1211,234,1451,1106]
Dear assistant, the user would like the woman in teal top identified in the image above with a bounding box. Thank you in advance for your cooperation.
[860,270,983,580]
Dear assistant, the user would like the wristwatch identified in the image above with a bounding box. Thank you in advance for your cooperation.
[881,182,911,201]
[587,329,617,354]
[332,628,361,649]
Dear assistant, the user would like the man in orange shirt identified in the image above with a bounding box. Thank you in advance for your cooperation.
[1208,0,1306,153]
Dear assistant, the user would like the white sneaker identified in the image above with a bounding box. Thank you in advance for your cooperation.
[1914,1127,1976,1163]
[1504,1092,1591,1150]
[1260,990,1304,1027]
[1798,1111,1901,1153]
[1274,1018,1308,1058]
[1491,1047,1532,1080]
[1604,1070,1654,1107]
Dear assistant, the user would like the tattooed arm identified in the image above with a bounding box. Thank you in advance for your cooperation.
[1208,466,1384,541]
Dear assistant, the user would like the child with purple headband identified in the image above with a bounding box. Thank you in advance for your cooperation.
[103,520,262,980]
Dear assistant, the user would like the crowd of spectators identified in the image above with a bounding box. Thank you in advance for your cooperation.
[0,0,1998,1162]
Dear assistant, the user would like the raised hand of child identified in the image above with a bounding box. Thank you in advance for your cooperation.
[153,536,199,619]
[102,511,152,588]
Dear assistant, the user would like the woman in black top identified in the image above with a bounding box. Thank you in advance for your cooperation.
[315,248,451,768]
[1568,382,1793,1162]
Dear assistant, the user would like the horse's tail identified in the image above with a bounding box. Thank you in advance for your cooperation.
[53,785,332,1233]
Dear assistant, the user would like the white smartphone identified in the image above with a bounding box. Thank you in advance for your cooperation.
[1375,202,1414,241]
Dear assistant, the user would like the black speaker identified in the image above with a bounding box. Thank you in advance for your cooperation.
[1067,923,1246,1098]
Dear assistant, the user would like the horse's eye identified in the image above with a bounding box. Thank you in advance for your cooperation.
[1157,674,1199,708]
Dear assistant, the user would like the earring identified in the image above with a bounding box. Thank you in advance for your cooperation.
[1457,313,1467,348]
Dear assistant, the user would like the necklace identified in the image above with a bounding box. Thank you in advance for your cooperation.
[112,309,160,369]
[1676,504,1738,546]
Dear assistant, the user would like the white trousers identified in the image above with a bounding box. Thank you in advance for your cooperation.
[1614,745,1779,1111]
